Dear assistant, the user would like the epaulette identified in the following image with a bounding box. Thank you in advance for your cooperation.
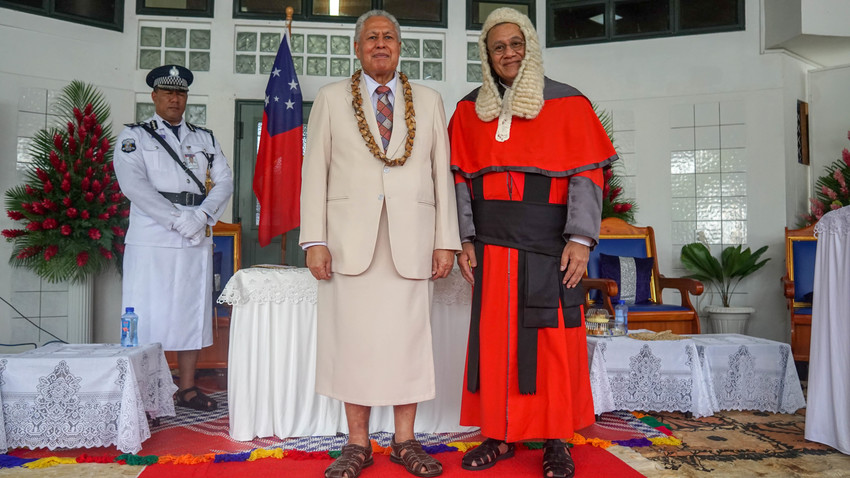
[125,119,158,130]
[186,122,213,135]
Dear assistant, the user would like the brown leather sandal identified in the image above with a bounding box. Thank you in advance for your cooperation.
[461,438,515,471]
[542,439,575,478]
[325,443,373,478]
[389,436,443,477]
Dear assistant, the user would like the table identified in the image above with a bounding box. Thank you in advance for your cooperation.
[690,334,806,414]
[587,332,806,418]
[0,343,177,453]
[220,267,475,441]
[586,333,716,417]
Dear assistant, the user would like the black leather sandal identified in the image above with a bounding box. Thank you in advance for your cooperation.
[542,439,575,478]
[461,438,515,471]
[175,386,217,411]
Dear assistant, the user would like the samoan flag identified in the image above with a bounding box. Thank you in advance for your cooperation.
[253,34,303,247]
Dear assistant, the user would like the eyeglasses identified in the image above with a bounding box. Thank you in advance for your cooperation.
[489,40,525,56]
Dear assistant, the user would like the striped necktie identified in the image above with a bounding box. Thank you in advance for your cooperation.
[375,85,392,151]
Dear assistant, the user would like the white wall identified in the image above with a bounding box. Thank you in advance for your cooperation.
[809,64,850,206]
[0,0,844,346]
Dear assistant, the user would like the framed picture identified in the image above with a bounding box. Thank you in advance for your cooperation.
[797,100,809,165]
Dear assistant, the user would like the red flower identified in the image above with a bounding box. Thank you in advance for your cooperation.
[60,224,72,235]
[2,229,27,238]
[114,243,125,254]
[74,159,82,171]
[42,218,58,229]
[120,209,130,217]
[614,203,633,213]
[110,192,122,203]
[77,126,87,141]
[97,192,106,203]
[98,213,110,220]
[76,251,89,266]
[94,150,104,163]
[61,179,71,192]
[843,148,850,166]
[62,197,72,207]
[111,226,126,236]
[66,208,79,219]
[7,210,25,220]
[67,122,75,136]
[44,245,59,261]
[68,136,77,153]
[25,185,36,196]
[49,151,60,167]
[85,166,94,177]
[88,228,102,240]
[99,247,113,260]
[22,202,34,212]
[31,202,45,214]
[604,168,614,181]
[602,183,610,198]
[84,103,93,116]
[101,138,110,151]
[610,187,623,200]
[58,161,67,173]
[42,199,57,210]
[81,177,91,191]
[81,210,90,219]
[36,168,49,182]
[94,124,102,136]
[73,107,83,122]
[110,182,121,192]
[92,180,102,193]
[84,192,95,202]
[84,147,93,160]
[17,246,42,259]
[107,205,118,215]
[53,133,63,150]
[26,221,42,231]
[43,181,53,193]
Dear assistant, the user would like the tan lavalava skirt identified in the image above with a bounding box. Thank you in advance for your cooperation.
[315,206,435,406]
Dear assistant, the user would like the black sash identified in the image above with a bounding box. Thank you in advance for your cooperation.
[138,123,207,195]
[466,174,585,395]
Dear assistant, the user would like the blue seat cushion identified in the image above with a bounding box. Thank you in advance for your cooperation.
[599,253,654,305]
[794,307,812,315]
[630,303,690,312]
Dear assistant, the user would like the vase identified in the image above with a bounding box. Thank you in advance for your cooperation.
[704,305,754,335]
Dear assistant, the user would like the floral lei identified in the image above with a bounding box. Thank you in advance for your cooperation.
[350,69,416,167]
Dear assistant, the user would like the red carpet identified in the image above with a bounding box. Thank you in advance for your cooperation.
[139,445,643,478]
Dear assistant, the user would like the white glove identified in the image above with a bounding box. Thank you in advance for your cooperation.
[186,228,204,247]
[173,209,207,238]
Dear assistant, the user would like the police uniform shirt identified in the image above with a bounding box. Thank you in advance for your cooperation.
[113,112,234,248]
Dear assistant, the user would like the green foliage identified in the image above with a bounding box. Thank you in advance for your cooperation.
[593,104,638,224]
[680,242,770,307]
[2,80,128,283]
[800,129,850,227]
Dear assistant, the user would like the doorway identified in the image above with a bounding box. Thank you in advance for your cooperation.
[233,100,310,268]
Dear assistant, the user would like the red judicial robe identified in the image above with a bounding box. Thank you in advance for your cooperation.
[449,78,617,441]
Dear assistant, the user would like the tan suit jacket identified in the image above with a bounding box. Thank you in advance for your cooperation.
[299,76,460,279]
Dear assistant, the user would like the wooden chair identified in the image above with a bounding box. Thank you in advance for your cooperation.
[781,222,817,361]
[166,221,241,379]
[583,218,704,334]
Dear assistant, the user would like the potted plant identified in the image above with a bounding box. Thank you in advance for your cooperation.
[680,242,770,334]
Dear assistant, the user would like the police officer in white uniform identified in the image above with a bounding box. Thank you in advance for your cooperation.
[114,65,233,411]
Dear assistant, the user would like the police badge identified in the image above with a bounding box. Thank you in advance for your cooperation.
[121,138,136,152]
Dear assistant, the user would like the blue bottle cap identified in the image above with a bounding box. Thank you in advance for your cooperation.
[619,300,625,305]
[126,307,134,312]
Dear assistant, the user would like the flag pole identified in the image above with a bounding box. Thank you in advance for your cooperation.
[280,5,294,264]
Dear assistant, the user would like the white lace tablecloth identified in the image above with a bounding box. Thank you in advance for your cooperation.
[219,267,475,441]
[690,334,806,414]
[0,343,177,454]
[586,333,716,417]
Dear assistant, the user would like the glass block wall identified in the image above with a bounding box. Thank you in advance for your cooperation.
[233,27,445,81]
[466,38,483,83]
[670,102,748,253]
[139,22,212,72]
[134,95,207,125]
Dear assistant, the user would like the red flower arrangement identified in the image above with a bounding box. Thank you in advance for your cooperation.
[593,104,639,223]
[800,129,850,226]
[2,81,129,283]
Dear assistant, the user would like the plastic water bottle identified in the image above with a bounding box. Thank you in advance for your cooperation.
[121,307,138,347]
[614,300,629,335]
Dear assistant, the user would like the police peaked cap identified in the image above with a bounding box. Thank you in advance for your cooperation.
[146,65,193,91]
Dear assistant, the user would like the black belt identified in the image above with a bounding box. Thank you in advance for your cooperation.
[159,191,206,206]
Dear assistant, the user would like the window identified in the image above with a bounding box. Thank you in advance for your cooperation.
[547,0,744,47]
[136,0,214,18]
[1,0,123,31]
[235,0,447,28]
[466,0,535,30]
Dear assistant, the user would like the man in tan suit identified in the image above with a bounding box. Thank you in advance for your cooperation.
[299,9,460,478]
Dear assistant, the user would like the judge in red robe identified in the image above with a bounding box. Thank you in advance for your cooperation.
[449,8,617,478]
